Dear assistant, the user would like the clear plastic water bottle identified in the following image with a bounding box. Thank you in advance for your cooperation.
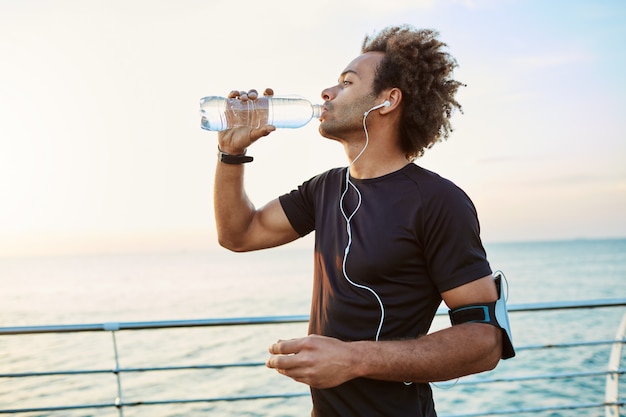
[199,95,322,131]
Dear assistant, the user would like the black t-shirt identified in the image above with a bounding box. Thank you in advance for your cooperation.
[279,163,492,417]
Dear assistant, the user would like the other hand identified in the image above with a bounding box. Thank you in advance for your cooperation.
[266,334,358,389]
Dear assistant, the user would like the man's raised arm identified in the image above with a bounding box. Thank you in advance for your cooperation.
[213,116,299,252]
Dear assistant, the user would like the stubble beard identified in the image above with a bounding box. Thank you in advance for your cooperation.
[319,95,377,143]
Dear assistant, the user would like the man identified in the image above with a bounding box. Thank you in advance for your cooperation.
[213,25,509,416]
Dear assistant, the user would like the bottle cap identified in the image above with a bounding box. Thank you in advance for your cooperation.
[312,104,322,119]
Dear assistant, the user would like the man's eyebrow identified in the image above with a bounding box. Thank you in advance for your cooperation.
[338,69,358,82]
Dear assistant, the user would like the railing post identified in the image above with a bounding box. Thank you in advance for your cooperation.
[605,311,626,417]
[105,322,124,417]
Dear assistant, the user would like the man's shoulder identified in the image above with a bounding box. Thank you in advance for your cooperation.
[304,167,345,188]
[402,163,463,194]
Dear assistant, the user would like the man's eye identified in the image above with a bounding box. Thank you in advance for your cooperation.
[342,80,351,87]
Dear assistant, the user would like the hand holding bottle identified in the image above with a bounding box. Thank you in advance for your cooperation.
[226,88,274,102]
[216,88,276,155]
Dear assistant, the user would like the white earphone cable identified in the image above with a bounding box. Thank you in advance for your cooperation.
[339,105,385,341]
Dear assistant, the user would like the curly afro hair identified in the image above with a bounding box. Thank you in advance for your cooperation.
[362,25,464,161]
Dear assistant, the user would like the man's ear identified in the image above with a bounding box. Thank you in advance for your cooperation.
[379,88,402,113]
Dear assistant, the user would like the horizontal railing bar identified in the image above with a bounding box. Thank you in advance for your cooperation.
[0,315,311,335]
[120,392,311,406]
[516,338,625,351]
[117,398,626,412]
[448,368,626,387]
[0,402,117,413]
[3,362,623,387]
[506,298,626,312]
[2,343,624,379]
[1,298,624,336]
[3,338,624,379]
[1,395,622,415]
[0,392,311,414]
[0,361,266,378]
[0,368,113,378]
[440,400,625,417]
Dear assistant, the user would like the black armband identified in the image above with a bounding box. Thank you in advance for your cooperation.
[449,272,515,359]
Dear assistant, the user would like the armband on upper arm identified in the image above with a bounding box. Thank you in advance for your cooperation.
[448,271,515,359]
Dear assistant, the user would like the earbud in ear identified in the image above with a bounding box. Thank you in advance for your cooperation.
[365,100,392,115]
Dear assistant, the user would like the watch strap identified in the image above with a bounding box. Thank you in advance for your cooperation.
[217,147,253,164]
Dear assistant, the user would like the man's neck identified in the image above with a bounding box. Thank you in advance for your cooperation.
[347,146,409,179]
[341,121,408,179]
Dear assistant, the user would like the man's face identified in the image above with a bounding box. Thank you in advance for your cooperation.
[318,52,384,141]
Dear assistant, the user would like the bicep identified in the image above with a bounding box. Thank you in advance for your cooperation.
[245,198,300,251]
[441,274,506,364]
[441,275,498,310]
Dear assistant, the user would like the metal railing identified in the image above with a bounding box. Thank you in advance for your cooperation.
[1,298,624,416]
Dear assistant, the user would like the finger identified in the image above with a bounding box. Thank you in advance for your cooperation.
[266,354,281,369]
[269,337,303,355]
[268,360,315,387]
[248,89,258,100]
[228,90,240,99]
[268,340,285,355]
[266,353,300,370]
[263,88,274,97]
[249,125,275,141]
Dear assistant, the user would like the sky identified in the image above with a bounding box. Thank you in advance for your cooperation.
[0,0,625,257]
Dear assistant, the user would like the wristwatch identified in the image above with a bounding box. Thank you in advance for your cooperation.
[217,146,254,164]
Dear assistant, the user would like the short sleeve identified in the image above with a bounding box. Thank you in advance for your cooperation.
[420,179,492,292]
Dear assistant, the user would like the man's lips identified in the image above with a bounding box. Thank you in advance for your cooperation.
[320,103,331,120]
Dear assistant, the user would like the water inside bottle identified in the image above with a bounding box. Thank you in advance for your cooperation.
[200,96,322,131]
[230,98,269,128]
[268,98,317,128]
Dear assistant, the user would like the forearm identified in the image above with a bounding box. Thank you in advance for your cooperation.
[352,323,502,383]
[213,161,256,251]
[211,122,277,251]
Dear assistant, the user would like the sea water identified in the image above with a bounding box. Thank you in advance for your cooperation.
[0,239,625,416]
